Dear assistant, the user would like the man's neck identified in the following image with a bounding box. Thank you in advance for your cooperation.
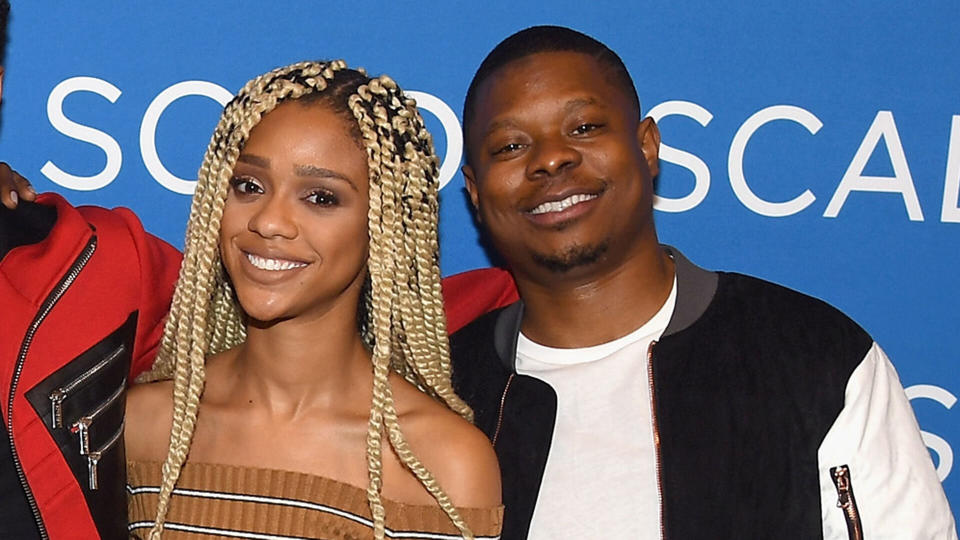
[516,243,675,349]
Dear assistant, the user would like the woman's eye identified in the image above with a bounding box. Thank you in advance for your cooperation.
[571,123,602,135]
[229,176,263,195]
[306,189,338,206]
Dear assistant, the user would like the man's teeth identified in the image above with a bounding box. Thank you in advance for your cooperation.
[529,193,598,215]
[245,253,307,271]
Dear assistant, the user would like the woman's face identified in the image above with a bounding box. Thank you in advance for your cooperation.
[219,101,370,324]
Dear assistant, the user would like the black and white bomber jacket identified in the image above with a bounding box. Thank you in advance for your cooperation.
[449,246,957,540]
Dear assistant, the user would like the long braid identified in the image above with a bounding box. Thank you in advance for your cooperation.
[350,75,474,538]
[145,60,476,538]
[358,85,397,536]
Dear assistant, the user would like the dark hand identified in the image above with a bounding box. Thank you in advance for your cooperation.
[0,162,37,209]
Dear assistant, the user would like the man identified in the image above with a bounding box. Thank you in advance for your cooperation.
[0,3,183,537]
[449,25,956,539]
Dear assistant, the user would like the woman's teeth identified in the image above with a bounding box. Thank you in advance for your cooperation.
[245,253,307,271]
[529,193,598,215]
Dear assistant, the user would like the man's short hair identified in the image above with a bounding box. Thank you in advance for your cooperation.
[462,25,641,165]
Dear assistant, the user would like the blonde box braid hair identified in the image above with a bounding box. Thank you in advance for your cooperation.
[141,60,476,539]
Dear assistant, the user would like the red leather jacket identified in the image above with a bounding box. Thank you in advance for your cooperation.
[1,193,180,539]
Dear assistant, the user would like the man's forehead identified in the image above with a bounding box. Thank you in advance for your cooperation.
[483,51,603,89]
[472,52,626,120]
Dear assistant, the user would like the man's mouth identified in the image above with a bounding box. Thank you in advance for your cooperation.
[244,252,308,271]
[528,193,599,215]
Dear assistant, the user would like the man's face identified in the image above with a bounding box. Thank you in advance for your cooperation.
[463,51,660,280]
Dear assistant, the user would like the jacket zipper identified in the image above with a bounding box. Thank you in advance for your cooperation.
[648,341,665,540]
[84,420,124,490]
[7,236,97,540]
[830,465,864,540]
[70,376,126,454]
[49,343,125,428]
[492,373,515,446]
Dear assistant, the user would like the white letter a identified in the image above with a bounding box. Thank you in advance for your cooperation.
[824,111,924,221]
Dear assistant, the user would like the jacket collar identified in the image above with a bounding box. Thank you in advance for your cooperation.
[661,245,718,338]
[493,245,718,371]
[0,193,94,306]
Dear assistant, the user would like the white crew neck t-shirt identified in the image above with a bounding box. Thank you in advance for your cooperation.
[516,277,677,539]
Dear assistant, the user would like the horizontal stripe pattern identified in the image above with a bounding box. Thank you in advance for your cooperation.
[127,461,502,540]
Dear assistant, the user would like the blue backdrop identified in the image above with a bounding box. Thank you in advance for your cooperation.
[2,1,958,517]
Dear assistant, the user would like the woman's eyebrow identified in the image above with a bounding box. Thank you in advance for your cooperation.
[295,164,359,192]
[238,154,270,167]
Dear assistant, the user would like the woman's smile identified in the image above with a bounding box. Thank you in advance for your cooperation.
[243,251,309,272]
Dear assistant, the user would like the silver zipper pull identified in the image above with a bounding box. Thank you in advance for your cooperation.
[86,451,102,490]
[49,389,67,428]
[70,417,92,455]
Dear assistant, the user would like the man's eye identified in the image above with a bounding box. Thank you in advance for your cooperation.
[492,143,523,156]
[571,123,602,135]
[229,176,263,195]
[306,189,338,206]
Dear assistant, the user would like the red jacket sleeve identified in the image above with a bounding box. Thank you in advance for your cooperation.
[442,267,519,334]
[107,208,181,379]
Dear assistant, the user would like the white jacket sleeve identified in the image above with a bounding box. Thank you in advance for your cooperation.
[818,342,957,539]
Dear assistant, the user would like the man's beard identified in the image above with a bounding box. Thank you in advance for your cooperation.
[531,241,609,273]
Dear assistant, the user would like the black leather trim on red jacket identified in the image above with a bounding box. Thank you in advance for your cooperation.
[25,312,136,540]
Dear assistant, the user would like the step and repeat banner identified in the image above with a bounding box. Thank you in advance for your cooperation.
[2,1,958,515]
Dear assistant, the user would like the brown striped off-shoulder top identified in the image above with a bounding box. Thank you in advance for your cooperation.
[127,461,503,540]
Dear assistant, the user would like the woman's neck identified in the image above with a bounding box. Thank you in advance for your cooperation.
[228,304,374,420]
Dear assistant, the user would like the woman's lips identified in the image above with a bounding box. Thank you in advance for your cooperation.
[244,252,308,271]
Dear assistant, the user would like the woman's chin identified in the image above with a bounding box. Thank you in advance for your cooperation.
[240,304,296,329]
[246,314,296,330]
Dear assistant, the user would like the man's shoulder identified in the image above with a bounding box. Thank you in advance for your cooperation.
[450,302,512,346]
[448,302,519,433]
[703,271,874,361]
[449,300,523,369]
[717,272,864,327]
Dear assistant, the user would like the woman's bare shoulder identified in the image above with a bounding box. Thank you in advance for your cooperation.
[124,379,175,462]
[392,379,502,508]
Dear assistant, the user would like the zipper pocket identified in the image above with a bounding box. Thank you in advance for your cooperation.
[84,420,124,490]
[9,235,97,540]
[830,464,864,540]
[48,343,125,428]
[69,377,126,454]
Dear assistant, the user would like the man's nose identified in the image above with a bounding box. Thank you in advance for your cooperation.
[525,137,582,179]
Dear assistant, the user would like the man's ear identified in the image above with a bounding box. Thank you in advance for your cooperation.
[462,164,481,222]
[637,117,661,178]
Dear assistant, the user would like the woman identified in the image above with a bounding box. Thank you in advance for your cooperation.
[125,60,502,539]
